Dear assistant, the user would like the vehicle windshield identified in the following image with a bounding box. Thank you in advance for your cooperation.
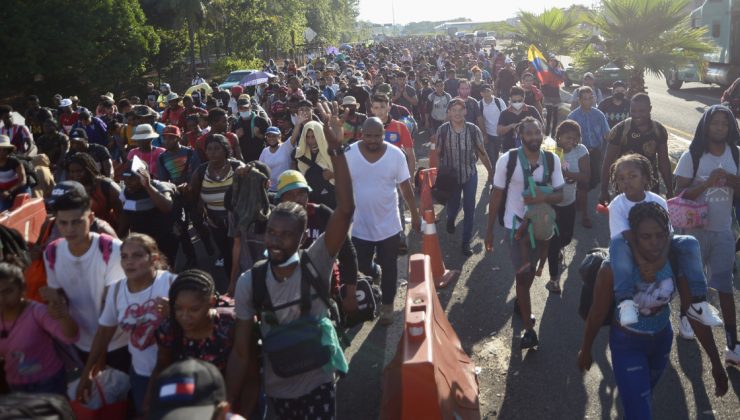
[225,71,251,82]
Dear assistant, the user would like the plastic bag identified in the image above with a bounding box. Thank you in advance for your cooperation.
[68,368,130,410]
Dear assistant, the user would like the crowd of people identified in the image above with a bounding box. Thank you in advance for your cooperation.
[0,35,738,419]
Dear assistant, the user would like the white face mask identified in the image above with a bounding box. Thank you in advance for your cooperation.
[511,102,525,110]
[291,114,299,126]
[239,111,253,119]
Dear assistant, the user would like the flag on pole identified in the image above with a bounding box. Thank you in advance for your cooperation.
[527,44,565,85]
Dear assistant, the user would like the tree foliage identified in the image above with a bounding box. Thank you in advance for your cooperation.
[581,0,712,80]
[0,0,158,98]
[504,8,582,56]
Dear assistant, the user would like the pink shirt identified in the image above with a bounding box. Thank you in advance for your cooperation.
[127,147,166,178]
[0,301,78,385]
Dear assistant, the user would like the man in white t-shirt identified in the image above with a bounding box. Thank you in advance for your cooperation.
[479,83,506,173]
[259,126,295,191]
[346,117,421,325]
[674,105,740,366]
[484,117,565,350]
[41,181,130,371]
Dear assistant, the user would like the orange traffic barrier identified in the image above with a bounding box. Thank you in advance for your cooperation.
[418,168,437,215]
[380,254,480,420]
[421,209,459,288]
[428,142,439,169]
[0,193,47,244]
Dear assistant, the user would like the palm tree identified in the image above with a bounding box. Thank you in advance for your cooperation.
[161,0,210,77]
[582,0,712,89]
[505,8,583,58]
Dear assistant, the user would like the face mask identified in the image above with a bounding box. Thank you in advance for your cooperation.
[239,111,253,119]
[512,102,524,110]
[614,93,625,101]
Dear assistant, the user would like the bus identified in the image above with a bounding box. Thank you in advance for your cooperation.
[667,0,740,89]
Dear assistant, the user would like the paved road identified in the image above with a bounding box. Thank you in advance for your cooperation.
[335,122,740,418]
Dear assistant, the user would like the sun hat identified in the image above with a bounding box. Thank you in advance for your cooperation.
[0,134,14,149]
[131,124,159,141]
[276,170,312,199]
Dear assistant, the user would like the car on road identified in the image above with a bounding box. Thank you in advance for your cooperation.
[218,69,257,90]
[565,61,631,91]
[483,36,497,47]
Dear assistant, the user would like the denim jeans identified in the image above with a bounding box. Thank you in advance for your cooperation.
[352,233,400,305]
[130,370,150,416]
[485,135,502,172]
[609,325,673,420]
[445,170,478,245]
[611,234,707,302]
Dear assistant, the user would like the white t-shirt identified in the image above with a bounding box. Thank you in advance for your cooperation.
[674,146,740,232]
[558,144,589,207]
[493,150,565,230]
[346,142,410,241]
[259,141,295,191]
[44,233,128,352]
[608,191,667,239]
[480,97,506,134]
[99,270,176,376]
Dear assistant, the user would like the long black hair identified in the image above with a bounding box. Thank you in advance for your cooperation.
[688,105,739,169]
[64,152,100,186]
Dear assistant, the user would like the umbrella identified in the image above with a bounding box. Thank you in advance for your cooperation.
[184,82,213,96]
[240,71,275,87]
[326,46,339,55]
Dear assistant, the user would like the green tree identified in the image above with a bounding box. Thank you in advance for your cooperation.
[0,0,158,99]
[504,8,582,56]
[158,0,210,76]
[583,0,712,87]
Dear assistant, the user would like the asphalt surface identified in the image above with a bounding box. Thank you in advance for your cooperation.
[334,86,740,419]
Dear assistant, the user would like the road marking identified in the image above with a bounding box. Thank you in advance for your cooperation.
[664,125,693,144]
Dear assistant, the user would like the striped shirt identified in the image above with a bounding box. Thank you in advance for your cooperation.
[200,164,235,212]
[437,122,484,184]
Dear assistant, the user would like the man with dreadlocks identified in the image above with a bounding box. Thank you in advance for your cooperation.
[674,104,740,367]
[228,102,354,418]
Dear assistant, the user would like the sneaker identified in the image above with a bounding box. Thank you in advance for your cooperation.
[726,345,740,368]
[520,329,539,349]
[687,301,723,327]
[462,242,473,257]
[214,258,224,267]
[379,304,394,326]
[618,299,639,326]
[446,219,455,234]
[678,315,695,340]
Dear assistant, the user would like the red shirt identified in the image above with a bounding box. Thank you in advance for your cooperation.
[383,119,413,149]
[162,106,187,129]
[195,132,240,162]
[59,112,79,133]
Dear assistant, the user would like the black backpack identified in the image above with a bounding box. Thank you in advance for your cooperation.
[578,247,679,326]
[0,393,75,419]
[497,148,555,226]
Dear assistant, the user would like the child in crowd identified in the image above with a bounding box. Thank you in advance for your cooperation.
[607,154,722,329]
[0,262,78,396]
[76,233,176,416]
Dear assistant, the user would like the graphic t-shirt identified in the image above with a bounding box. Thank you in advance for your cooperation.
[598,97,630,128]
[99,270,176,376]
[607,118,668,180]
[428,92,452,122]
[383,119,413,149]
[158,146,200,185]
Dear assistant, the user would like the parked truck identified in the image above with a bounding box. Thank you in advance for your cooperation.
[667,0,740,89]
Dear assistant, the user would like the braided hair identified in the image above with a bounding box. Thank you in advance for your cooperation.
[628,201,670,234]
[64,152,100,186]
[609,153,655,194]
[167,269,216,358]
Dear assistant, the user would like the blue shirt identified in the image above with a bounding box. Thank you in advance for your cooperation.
[615,261,674,334]
[567,107,610,150]
[72,117,108,147]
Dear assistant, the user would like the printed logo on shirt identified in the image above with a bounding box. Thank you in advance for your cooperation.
[385,131,400,145]
[121,299,163,350]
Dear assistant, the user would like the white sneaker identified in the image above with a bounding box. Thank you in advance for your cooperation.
[678,315,695,340]
[725,345,740,368]
[618,299,639,326]
[687,301,723,327]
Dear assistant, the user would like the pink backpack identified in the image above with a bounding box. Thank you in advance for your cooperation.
[45,233,115,271]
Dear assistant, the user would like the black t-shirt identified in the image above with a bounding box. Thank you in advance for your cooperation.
[607,118,668,178]
[65,144,111,170]
[122,180,175,240]
[598,97,631,128]
[304,203,332,249]
[470,81,484,101]
[444,78,459,97]
[496,69,517,96]
[350,87,371,114]
[463,97,482,125]
[235,115,269,163]
[498,106,543,151]
[36,132,69,167]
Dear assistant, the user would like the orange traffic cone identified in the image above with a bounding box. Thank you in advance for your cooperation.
[418,168,437,215]
[428,142,439,169]
[421,209,459,288]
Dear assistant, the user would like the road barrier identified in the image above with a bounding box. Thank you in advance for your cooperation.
[0,193,47,244]
[422,210,459,288]
[418,168,437,215]
[381,254,480,420]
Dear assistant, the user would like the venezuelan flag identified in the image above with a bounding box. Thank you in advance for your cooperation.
[528,44,565,85]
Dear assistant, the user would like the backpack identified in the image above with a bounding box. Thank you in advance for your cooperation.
[618,118,665,150]
[577,247,679,326]
[45,233,114,272]
[479,97,504,114]
[0,393,75,420]
[251,252,349,349]
[14,156,39,190]
[498,148,555,227]
[516,148,557,245]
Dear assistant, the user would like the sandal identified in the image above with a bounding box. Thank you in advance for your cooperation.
[545,281,562,294]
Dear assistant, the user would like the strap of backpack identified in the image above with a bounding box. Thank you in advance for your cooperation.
[300,251,337,320]
[98,233,114,265]
[251,259,269,317]
[504,149,518,192]
[544,150,554,185]
[619,118,632,148]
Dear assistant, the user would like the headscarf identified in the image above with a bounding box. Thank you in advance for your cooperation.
[295,121,334,185]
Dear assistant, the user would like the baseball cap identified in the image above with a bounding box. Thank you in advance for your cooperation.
[583,72,595,80]
[68,127,88,141]
[276,170,312,199]
[149,358,226,420]
[480,83,493,91]
[265,126,281,136]
[612,80,626,89]
[237,98,250,107]
[376,83,392,95]
[46,180,89,210]
[162,125,181,138]
[341,96,357,107]
[59,98,73,108]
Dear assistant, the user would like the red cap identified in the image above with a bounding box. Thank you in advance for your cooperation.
[163,125,181,138]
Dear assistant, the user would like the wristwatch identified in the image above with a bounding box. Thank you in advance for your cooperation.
[328,144,349,157]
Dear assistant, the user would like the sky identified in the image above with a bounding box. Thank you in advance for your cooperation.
[357,0,595,25]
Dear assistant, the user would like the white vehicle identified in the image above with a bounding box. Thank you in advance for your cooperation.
[483,36,497,47]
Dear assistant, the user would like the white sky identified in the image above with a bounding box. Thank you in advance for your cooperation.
[357,0,596,25]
